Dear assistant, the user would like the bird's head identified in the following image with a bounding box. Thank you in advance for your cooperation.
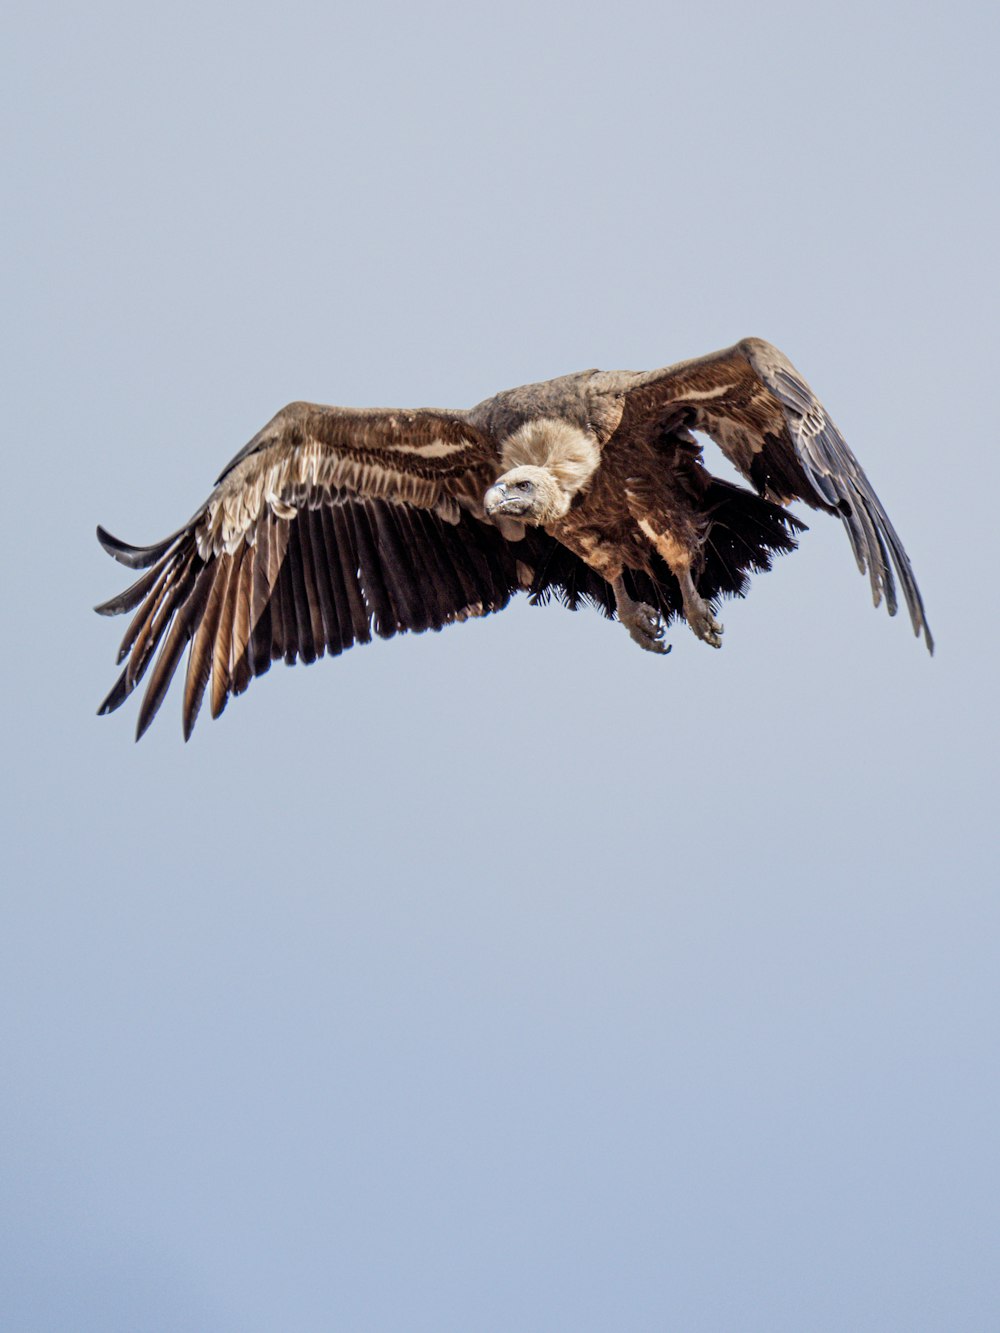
[483,465,570,525]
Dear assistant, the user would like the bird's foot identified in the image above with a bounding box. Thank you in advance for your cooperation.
[612,576,671,655]
[621,600,671,655]
[685,595,724,649]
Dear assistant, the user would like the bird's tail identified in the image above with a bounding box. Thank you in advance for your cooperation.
[697,478,805,604]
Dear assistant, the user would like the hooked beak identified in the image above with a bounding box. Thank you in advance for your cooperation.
[484,482,530,517]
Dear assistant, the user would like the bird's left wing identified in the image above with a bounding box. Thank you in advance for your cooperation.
[608,339,932,651]
[95,401,514,738]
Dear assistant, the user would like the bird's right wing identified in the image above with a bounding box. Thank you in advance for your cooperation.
[95,401,624,739]
[95,403,505,738]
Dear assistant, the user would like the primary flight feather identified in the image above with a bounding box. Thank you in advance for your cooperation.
[96,338,932,739]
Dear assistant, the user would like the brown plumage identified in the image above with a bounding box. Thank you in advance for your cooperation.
[96,338,932,738]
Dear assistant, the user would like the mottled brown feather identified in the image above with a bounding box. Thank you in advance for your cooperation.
[124,560,189,692]
[230,548,254,694]
[114,556,177,665]
[136,562,214,740]
[210,551,240,720]
[182,560,229,738]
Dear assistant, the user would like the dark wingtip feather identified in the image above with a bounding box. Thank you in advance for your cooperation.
[751,351,933,654]
[133,564,214,740]
[97,666,131,716]
[844,481,934,654]
[95,554,175,620]
[97,523,185,570]
[95,590,135,616]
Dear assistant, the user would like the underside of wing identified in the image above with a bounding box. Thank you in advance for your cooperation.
[95,500,515,737]
[614,339,933,651]
[94,403,496,732]
[96,428,639,739]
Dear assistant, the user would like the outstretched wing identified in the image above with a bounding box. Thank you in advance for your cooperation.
[96,401,610,740]
[611,338,932,651]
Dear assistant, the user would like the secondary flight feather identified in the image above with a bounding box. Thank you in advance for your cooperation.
[96,338,932,739]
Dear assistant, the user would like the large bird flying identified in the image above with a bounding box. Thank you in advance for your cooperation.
[96,338,932,739]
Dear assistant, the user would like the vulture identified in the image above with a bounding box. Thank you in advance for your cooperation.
[96,338,932,739]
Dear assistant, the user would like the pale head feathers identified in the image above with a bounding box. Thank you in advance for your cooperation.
[499,418,600,496]
[491,417,600,523]
[489,464,573,522]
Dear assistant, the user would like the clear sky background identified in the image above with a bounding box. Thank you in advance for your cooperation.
[3,1,998,1329]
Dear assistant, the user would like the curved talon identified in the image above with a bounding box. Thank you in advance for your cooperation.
[621,600,671,654]
[628,624,671,654]
[612,579,672,657]
[686,602,724,648]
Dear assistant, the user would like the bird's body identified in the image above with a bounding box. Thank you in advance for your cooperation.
[96,338,932,738]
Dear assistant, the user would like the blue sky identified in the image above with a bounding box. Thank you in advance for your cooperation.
[3,1,998,1328]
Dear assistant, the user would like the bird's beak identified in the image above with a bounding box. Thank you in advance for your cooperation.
[485,482,533,517]
[484,482,510,516]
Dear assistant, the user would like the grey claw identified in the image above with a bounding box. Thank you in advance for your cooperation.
[617,595,672,656]
[687,604,724,648]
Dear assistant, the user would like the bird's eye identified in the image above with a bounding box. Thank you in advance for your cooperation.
[516,480,532,492]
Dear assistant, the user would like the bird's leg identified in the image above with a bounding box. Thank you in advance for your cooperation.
[634,519,723,647]
[675,564,724,649]
[612,576,671,655]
